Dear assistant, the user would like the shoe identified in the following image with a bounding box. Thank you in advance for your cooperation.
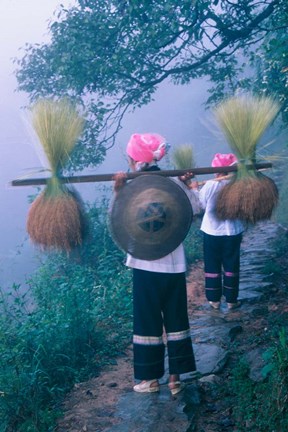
[168,381,186,395]
[209,301,220,310]
[227,301,242,310]
[133,380,160,393]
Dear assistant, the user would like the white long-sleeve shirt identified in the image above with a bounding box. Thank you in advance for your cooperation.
[199,179,245,236]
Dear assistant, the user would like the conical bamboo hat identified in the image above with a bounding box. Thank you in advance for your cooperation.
[110,175,193,260]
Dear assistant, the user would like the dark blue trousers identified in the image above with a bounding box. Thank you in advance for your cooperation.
[203,232,242,303]
[133,269,196,380]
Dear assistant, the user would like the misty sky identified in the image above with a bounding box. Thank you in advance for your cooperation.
[0,0,221,288]
[0,0,218,176]
[0,0,74,107]
[0,0,75,287]
[0,0,77,176]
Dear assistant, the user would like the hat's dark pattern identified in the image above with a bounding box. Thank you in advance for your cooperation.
[110,175,193,260]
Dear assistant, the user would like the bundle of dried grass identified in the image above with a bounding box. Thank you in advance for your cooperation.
[27,99,86,252]
[216,173,279,223]
[214,95,280,223]
[27,186,88,251]
[171,144,195,170]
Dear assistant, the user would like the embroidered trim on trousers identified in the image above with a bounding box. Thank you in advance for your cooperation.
[133,269,196,380]
[203,232,242,303]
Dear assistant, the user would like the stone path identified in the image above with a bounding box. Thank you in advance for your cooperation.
[57,220,283,432]
[94,221,280,432]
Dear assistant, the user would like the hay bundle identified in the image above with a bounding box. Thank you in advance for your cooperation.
[171,144,196,187]
[214,95,280,223]
[171,144,195,170]
[216,173,279,223]
[26,99,86,252]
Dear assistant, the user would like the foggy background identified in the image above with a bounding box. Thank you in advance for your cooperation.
[0,0,234,290]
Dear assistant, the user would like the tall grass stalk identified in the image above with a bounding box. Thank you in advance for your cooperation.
[31,98,85,178]
[214,95,280,168]
[214,95,280,222]
[27,99,86,251]
[171,144,195,169]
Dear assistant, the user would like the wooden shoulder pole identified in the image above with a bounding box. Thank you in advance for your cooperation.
[11,162,272,187]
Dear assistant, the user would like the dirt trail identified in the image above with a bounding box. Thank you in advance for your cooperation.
[57,262,205,432]
[57,223,288,431]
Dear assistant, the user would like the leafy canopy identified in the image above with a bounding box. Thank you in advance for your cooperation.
[250,3,288,124]
[15,0,286,171]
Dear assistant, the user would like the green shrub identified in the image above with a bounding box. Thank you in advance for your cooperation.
[184,217,203,264]
[0,191,203,431]
[275,166,288,228]
[231,328,288,432]
[0,201,132,432]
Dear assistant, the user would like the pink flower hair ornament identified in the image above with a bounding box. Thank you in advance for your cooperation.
[126,133,167,164]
